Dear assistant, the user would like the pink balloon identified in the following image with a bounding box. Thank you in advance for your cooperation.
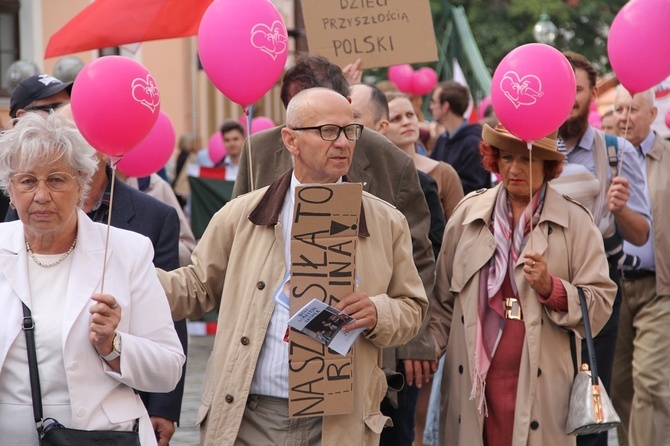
[116,111,175,178]
[478,96,492,120]
[665,109,670,129]
[410,67,438,96]
[198,0,288,107]
[388,64,414,93]
[589,111,602,130]
[588,102,601,129]
[71,56,160,157]
[608,0,670,94]
[208,131,226,165]
[250,116,275,134]
[491,44,576,142]
[239,116,276,135]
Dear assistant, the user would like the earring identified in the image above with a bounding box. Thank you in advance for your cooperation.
[9,200,15,210]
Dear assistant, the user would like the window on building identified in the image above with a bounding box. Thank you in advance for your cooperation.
[0,0,20,97]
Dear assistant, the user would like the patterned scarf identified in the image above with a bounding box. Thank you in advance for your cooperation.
[471,183,546,414]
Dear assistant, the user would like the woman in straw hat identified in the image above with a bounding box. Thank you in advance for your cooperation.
[429,124,616,446]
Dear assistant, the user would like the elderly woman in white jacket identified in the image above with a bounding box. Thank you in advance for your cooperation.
[0,112,184,446]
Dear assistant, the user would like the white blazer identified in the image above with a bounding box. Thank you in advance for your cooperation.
[0,209,185,446]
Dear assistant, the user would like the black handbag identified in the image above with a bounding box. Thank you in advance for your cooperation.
[22,303,141,446]
[565,288,621,435]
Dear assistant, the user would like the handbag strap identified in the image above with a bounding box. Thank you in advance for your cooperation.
[21,303,141,434]
[577,288,599,386]
[21,302,44,423]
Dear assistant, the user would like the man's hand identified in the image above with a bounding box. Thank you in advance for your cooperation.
[607,176,631,214]
[151,416,176,446]
[334,291,377,332]
[342,58,363,85]
[607,175,650,246]
[403,359,438,389]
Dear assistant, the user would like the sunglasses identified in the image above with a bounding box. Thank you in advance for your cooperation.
[24,102,66,113]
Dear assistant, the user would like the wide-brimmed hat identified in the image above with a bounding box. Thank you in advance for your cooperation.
[482,123,565,161]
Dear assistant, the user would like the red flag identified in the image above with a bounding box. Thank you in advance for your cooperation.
[45,0,213,59]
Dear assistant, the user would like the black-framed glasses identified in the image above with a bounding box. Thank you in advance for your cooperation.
[291,124,364,142]
[10,172,77,193]
[24,102,66,113]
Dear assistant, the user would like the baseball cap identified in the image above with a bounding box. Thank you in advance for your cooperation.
[9,74,73,119]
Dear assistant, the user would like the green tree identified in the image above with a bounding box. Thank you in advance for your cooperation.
[434,0,627,75]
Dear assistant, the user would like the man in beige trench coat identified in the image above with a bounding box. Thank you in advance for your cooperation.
[158,88,428,446]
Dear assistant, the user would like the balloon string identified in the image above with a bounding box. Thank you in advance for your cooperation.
[617,108,632,177]
[100,162,117,294]
[246,105,255,191]
[528,141,534,252]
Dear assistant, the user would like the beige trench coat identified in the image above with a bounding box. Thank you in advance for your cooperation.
[159,171,428,446]
[430,184,616,446]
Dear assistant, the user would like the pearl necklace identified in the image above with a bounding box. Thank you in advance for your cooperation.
[25,236,77,268]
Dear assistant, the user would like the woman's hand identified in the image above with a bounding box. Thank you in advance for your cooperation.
[89,293,121,356]
[522,251,553,297]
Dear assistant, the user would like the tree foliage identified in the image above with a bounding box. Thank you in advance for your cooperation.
[434,0,628,75]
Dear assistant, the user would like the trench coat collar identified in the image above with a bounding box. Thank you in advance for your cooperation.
[248,169,369,237]
[461,183,570,230]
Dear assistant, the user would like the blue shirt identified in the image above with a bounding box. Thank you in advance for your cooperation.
[564,125,651,223]
[622,131,656,270]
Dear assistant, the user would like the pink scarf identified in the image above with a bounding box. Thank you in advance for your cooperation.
[471,184,546,414]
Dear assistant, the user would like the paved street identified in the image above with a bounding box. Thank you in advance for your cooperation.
[171,335,215,446]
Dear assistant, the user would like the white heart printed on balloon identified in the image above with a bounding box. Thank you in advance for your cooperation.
[500,71,545,109]
[131,74,160,112]
[250,20,288,61]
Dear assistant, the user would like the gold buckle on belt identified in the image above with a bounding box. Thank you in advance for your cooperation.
[504,297,523,321]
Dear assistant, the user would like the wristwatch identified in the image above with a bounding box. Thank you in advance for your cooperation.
[100,332,121,362]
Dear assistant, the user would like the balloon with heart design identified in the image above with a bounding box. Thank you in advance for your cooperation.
[491,43,575,142]
[131,75,160,113]
[198,0,288,108]
[71,56,160,157]
[250,21,288,61]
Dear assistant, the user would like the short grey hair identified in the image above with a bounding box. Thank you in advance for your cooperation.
[615,85,655,109]
[0,112,99,202]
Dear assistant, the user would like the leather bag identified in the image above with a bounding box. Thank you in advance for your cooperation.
[565,288,621,435]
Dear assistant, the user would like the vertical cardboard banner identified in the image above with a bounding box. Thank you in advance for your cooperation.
[300,0,438,69]
[289,183,363,417]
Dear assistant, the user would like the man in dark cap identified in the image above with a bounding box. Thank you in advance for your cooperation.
[9,74,72,120]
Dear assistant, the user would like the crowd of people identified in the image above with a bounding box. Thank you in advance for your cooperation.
[0,48,667,446]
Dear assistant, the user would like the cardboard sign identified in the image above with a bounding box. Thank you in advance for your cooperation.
[289,183,362,417]
[300,0,438,69]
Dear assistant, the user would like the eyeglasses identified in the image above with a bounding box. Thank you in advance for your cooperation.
[10,172,77,193]
[24,102,66,113]
[291,124,364,142]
